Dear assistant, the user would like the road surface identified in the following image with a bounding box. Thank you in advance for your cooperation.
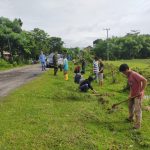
[0,64,45,97]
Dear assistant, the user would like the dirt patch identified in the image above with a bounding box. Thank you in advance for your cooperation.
[143,106,150,111]
[98,96,109,105]
[92,92,115,97]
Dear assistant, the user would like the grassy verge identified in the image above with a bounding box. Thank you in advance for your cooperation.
[0,59,13,70]
[0,60,150,150]
[0,59,28,71]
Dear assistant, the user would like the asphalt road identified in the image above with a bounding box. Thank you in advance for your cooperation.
[0,64,45,97]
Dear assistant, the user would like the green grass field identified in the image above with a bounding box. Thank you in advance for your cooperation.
[0,60,150,150]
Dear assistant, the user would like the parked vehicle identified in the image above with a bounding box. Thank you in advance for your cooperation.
[46,53,63,68]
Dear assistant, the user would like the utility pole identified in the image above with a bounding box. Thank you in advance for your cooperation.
[104,28,110,60]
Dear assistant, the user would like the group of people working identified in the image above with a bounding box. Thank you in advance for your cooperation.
[73,56,104,94]
[74,57,147,129]
[39,51,69,80]
[39,51,147,129]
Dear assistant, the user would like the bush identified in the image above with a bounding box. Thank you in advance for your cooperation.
[13,61,17,67]
[0,59,13,68]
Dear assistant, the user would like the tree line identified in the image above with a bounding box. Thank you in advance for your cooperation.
[0,17,64,63]
[93,31,150,60]
[1,16,150,64]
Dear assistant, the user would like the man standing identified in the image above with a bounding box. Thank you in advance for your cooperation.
[93,56,99,82]
[39,51,46,71]
[53,52,58,76]
[81,58,86,74]
[98,59,104,86]
[119,64,147,129]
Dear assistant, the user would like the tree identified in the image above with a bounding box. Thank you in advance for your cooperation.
[93,32,150,60]
[93,39,107,59]
[0,16,66,62]
[48,37,64,53]
[0,17,23,60]
[31,28,50,53]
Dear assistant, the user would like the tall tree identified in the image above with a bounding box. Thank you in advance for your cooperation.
[49,37,64,53]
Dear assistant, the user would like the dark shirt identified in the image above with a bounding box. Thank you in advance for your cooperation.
[99,63,104,73]
[74,73,81,83]
[82,60,86,68]
[80,79,93,90]
[53,54,58,66]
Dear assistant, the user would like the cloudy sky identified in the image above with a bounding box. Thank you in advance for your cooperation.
[0,0,150,47]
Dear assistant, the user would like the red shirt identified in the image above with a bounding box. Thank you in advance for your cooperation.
[74,66,80,73]
[128,71,145,99]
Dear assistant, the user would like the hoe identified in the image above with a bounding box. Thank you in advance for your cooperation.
[111,95,140,110]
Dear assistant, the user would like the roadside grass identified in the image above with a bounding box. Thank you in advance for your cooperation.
[0,60,150,150]
[0,59,13,71]
[0,59,28,71]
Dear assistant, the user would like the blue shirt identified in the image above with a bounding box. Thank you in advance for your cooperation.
[63,58,68,71]
[39,54,46,63]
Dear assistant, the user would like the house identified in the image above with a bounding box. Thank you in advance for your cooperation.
[3,51,11,60]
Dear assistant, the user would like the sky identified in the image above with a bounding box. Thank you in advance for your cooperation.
[0,0,150,47]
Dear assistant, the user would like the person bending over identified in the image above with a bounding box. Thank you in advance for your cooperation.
[79,76,97,93]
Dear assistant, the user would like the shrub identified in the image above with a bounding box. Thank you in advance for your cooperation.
[0,59,13,68]
[13,61,17,67]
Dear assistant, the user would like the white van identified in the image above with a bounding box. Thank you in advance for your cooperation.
[46,53,63,68]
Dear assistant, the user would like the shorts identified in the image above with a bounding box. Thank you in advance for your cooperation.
[98,73,103,81]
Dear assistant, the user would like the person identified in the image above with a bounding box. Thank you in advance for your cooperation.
[79,76,97,93]
[39,51,46,71]
[53,52,58,76]
[59,64,63,72]
[59,54,63,72]
[74,64,80,74]
[79,71,85,84]
[72,59,76,65]
[74,70,84,84]
[119,64,147,129]
[81,58,86,74]
[98,59,104,86]
[93,56,99,82]
[63,55,68,80]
